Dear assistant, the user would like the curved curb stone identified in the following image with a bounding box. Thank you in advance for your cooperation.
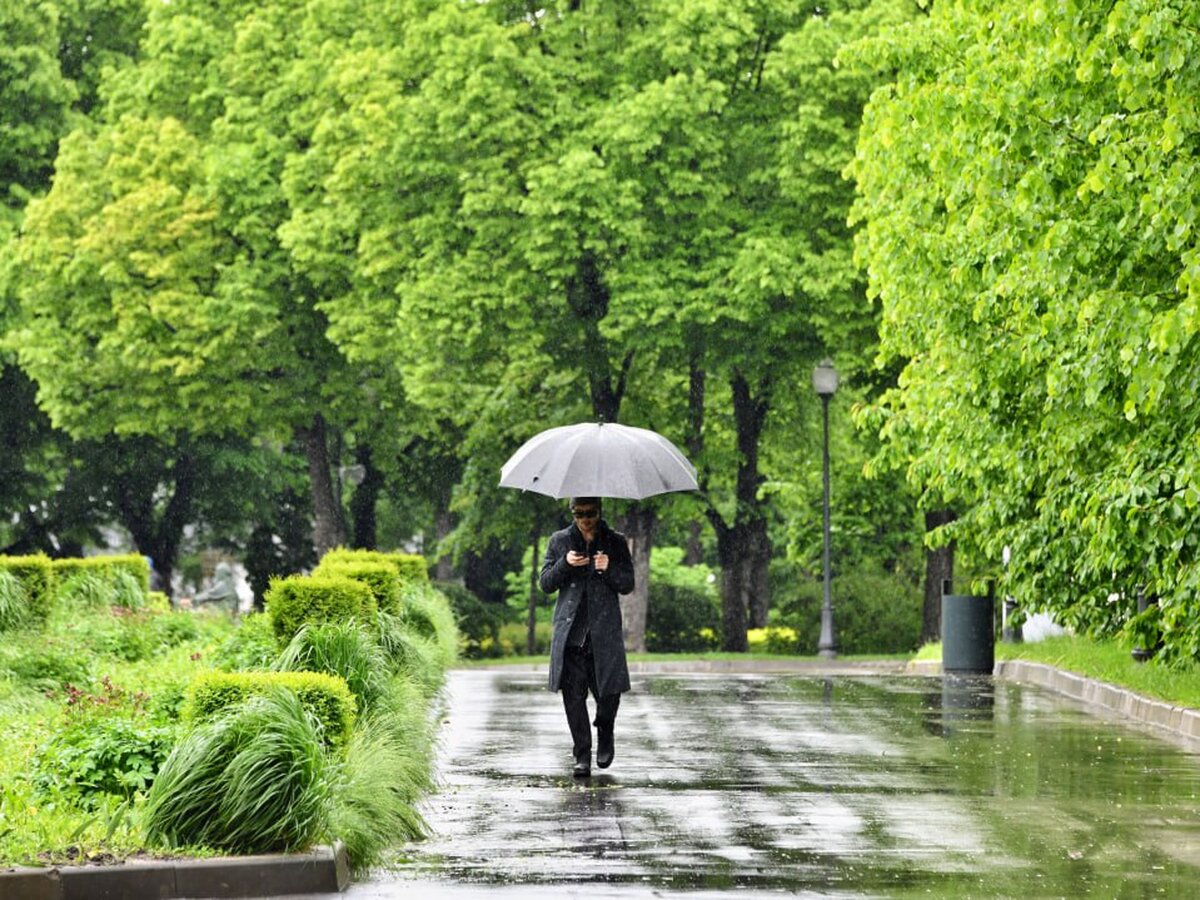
[907,657,1200,744]
[0,841,348,899]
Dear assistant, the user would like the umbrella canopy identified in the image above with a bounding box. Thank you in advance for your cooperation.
[499,422,698,500]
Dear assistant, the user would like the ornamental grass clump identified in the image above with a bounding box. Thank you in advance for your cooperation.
[144,688,333,854]
[0,570,29,632]
[274,620,392,715]
[397,582,459,670]
[376,611,444,697]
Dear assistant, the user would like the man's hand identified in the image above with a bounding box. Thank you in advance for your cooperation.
[593,551,609,573]
[566,550,590,567]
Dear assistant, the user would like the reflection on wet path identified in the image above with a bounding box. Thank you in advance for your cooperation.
[356,670,1200,897]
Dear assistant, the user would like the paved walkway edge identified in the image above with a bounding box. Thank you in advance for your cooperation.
[0,841,349,899]
[909,657,1200,743]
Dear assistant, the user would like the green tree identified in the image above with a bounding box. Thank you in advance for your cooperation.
[850,0,1200,661]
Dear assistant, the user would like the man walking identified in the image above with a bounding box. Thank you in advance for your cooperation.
[540,497,634,777]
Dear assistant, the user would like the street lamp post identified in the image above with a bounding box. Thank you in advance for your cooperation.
[813,358,839,659]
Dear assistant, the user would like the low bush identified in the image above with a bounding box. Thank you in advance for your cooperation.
[496,620,553,656]
[212,612,279,671]
[274,621,392,715]
[265,575,377,645]
[312,560,402,614]
[319,548,429,585]
[0,554,55,622]
[53,556,150,598]
[55,569,147,614]
[3,644,91,691]
[32,677,175,808]
[185,670,357,749]
[747,626,800,654]
[646,583,722,652]
[436,580,511,659]
[773,566,922,655]
[145,689,333,854]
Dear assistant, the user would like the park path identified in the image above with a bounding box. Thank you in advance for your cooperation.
[316,665,1200,899]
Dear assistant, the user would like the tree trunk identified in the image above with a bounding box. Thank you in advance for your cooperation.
[685,359,706,566]
[298,413,345,559]
[349,444,383,550]
[434,504,454,581]
[715,521,749,652]
[617,504,656,654]
[922,508,957,644]
[115,446,195,601]
[746,514,771,628]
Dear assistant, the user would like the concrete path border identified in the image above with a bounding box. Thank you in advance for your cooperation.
[0,841,348,899]
[909,657,1200,745]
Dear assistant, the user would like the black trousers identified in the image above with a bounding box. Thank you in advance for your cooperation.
[561,641,620,763]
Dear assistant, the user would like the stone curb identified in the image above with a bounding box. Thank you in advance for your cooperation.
[0,841,349,899]
[906,657,1200,743]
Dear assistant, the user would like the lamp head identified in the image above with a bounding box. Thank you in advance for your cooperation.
[812,358,839,397]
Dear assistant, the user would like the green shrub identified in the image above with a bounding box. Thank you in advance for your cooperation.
[274,621,392,715]
[4,645,91,691]
[67,609,160,662]
[212,612,280,672]
[145,688,333,854]
[645,547,721,652]
[437,580,511,659]
[496,620,553,656]
[747,626,800,654]
[0,570,30,632]
[774,567,922,655]
[319,548,429,584]
[265,575,377,644]
[0,554,55,622]
[148,611,202,648]
[53,555,151,598]
[32,676,176,807]
[312,560,401,614]
[646,583,722,652]
[185,670,357,748]
[33,714,175,807]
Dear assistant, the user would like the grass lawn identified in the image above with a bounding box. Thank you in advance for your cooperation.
[919,635,1200,710]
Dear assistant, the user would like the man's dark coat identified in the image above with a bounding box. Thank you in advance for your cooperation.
[540,519,634,696]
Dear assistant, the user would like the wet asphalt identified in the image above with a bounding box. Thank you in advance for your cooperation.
[314,666,1200,899]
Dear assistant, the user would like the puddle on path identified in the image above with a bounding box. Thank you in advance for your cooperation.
[349,670,1200,897]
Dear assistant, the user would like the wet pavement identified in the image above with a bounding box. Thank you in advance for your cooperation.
[326,668,1200,898]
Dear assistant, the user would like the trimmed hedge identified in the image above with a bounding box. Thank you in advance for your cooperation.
[312,560,402,614]
[265,575,377,644]
[185,670,357,748]
[0,554,56,622]
[319,548,429,585]
[52,555,151,595]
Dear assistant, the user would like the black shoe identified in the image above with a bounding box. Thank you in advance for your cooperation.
[597,729,614,769]
[573,759,591,778]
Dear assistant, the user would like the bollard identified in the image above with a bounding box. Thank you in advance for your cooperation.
[941,579,995,675]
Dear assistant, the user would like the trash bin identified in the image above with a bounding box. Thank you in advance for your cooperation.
[941,579,994,675]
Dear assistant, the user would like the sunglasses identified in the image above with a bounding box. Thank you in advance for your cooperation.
[572,509,600,519]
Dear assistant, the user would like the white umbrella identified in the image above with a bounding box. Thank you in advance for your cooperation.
[498,422,698,500]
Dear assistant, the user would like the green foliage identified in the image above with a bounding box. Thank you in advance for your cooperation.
[395,582,459,670]
[495,621,553,657]
[312,559,401,614]
[319,548,429,586]
[375,612,445,697]
[185,670,356,750]
[645,547,721,652]
[436,580,512,660]
[56,569,147,614]
[0,554,55,622]
[264,575,377,645]
[144,689,333,854]
[774,567,922,655]
[849,0,1200,664]
[274,621,392,715]
[53,555,151,597]
[2,644,90,692]
[326,710,430,871]
[211,612,280,672]
[33,681,175,807]
[0,570,29,631]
